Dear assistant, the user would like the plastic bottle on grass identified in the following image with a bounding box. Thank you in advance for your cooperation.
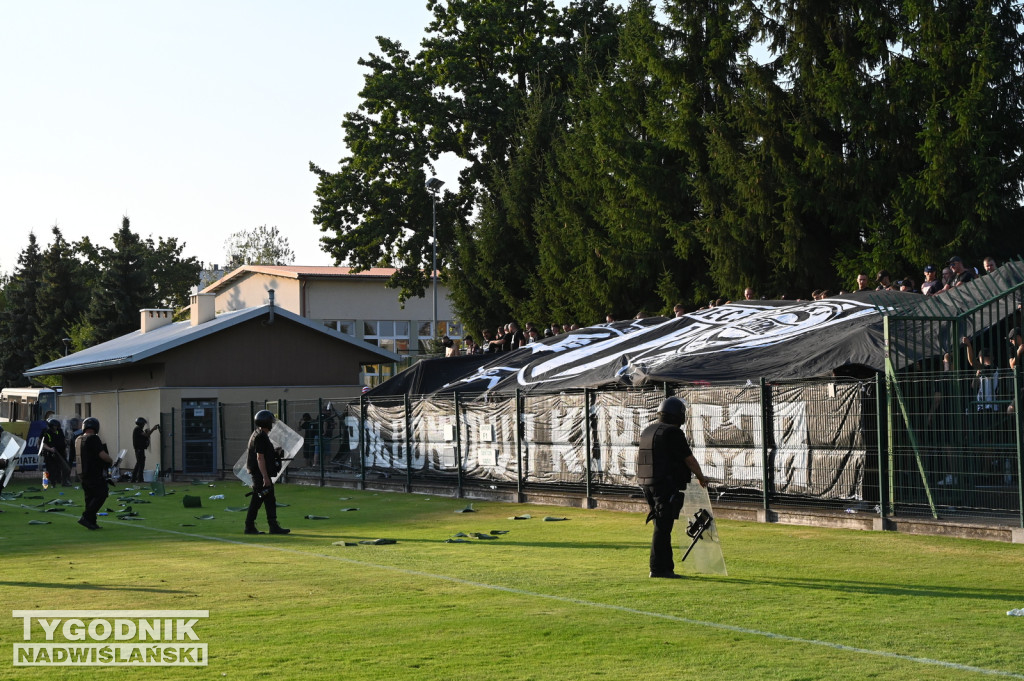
[42,472,50,490]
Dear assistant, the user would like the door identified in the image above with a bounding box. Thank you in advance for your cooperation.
[182,399,217,474]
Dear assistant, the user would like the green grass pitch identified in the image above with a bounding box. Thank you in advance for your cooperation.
[1,479,1022,680]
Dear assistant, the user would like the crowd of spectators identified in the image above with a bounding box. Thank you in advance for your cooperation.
[444,255,1007,356]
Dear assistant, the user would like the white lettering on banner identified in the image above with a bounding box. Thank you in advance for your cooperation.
[549,407,583,474]
[688,401,809,487]
[360,395,828,490]
[689,404,726,479]
[594,405,648,477]
[774,400,809,489]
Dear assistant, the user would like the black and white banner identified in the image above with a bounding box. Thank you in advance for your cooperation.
[359,383,866,500]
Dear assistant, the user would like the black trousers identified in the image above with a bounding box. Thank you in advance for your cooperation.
[132,449,146,483]
[642,485,683,574]
[245,477,278,526]
[81,479,109,525]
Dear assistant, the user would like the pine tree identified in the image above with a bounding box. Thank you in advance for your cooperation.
[0,233,44,386]
[32,226,89,366]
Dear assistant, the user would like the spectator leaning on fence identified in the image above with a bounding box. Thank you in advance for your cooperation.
[921,265,942,295]
[961,336,1000,412]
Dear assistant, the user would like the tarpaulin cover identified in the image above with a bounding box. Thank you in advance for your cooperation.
[368,263,1024,398]
[370,293,909,398]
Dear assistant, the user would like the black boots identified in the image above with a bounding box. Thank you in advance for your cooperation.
[268,522,290,535]
[243,523,264,535]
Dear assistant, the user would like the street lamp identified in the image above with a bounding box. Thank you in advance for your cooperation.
[62,338,72,357]
[425,177,445,346]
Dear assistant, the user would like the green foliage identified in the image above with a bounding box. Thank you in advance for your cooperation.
[315,0,1024,322]
[0,217,202,382]
[0,232,43,386]
[223,224,296,271]
[31,226,89,367]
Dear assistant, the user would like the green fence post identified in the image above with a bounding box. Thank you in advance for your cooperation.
[170,407,177,477]
[876,372,889,521]
[516,389,524,503]
[584,388,593,504]
[1015,369,1023,529]
[315,398,324,487]
[404,393,413,493]
[759,377,771,515]
[454,392,464,499]
[359,394,367,490]
[217,402,226,478]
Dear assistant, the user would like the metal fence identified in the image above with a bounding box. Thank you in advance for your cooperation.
[152,373,1023,527]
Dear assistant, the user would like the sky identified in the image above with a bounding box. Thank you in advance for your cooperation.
[0,1,446,276]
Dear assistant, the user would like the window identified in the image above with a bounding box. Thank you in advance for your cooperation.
[364,320,411,355]
[418,321,463,340]
[324,320,356,336]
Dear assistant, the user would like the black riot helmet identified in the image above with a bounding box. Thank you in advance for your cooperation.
[48,418,61,431]
[657,397,686,426]
[254,410,276,430]
[83,417,100,434]
[136,417,147,427]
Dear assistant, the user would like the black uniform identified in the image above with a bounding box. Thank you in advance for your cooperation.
[79,433,109,528]
[637,421,694,576]
[244,428,281,529]
[132,425,151,483]
[41,427,71,486]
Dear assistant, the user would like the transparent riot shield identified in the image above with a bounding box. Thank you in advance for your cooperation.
[1,430,28,488]
[677,481,727,576]
[233,420,304,487]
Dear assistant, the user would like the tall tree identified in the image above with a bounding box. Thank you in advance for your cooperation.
[77,216,201,346]
[884,0,1024,268]
[0,233,43,386]
[224,225,296,270]
[312,0,622,311]
[32,226,89,367]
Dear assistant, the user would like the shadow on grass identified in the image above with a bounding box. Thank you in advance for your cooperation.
[709,575,1023,601]
[0,580,190,594]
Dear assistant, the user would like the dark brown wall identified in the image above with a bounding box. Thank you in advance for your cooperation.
[62,316,386,392]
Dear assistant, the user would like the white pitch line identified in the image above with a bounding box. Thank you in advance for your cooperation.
[5,503,1024,678]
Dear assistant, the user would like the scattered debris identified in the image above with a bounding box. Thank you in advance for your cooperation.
[455,503,476,513]
[543,516,568,522]
[304,515,330,520]
[510,514,532,520]
[358,538,397,545]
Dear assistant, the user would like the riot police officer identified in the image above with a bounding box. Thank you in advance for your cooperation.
[131,417,160,483]
[244,410,290,535]
[41,418,72,486]
[637,397,708,578]
[77,417,113,530]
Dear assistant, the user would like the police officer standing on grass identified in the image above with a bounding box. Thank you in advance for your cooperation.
[77,417,113,530]
[637,397,709,578]
[244,410,290,535]
[131,417,160,483]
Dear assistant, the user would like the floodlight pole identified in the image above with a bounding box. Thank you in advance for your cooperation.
[426,177,445,345]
